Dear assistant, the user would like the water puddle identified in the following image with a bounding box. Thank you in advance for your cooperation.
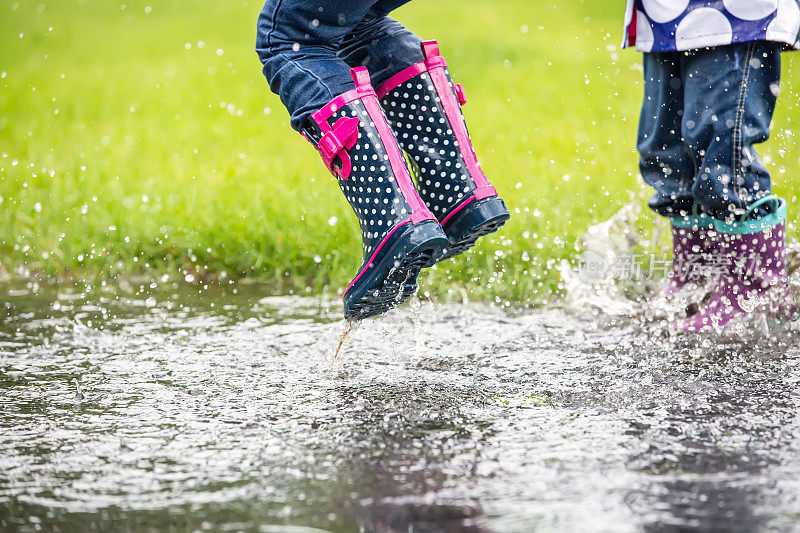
[2,280,800,531]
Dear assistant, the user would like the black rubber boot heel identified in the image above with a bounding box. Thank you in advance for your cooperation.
[344,220,448,320]
[439,196,510,261]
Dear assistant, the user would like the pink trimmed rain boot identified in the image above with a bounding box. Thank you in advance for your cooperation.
[376,40,509,261]
[304,67,448,320]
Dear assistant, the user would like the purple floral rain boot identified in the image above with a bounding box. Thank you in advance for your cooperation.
[649,216,718,319]
[676,196,790,333]
[648,211,720,318]
[305,67,448,320]
[658,216,717,299]
[377,40,509,261]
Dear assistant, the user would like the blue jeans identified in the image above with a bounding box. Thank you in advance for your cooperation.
[637,42,781,220]
[256,0,423,132]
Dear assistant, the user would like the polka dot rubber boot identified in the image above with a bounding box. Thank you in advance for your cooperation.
[661,222,716,296]
[306,67,447,321]
[675,197,790,333]
[377,40,509,262]
[652,218,717,299]
[649,219,718,318]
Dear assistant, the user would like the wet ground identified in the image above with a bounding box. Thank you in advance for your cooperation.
[2,281,800,532]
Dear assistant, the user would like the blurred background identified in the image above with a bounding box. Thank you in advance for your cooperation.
[1,0,798,302]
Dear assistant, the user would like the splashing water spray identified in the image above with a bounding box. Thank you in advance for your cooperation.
[330,318,359,361]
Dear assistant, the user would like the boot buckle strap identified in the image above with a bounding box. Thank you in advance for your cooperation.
[318,117,360,179]
[318,134,342,160]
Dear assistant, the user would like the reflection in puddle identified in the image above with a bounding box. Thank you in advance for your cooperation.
[1,282,800,531]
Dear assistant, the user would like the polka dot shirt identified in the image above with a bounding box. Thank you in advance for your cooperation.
[622,0,800,52]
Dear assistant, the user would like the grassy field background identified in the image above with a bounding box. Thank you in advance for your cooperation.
[1,0,799,303]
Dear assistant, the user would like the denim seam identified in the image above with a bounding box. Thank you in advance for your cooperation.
[264,0,284,47]
[732,42,755,212]
[282,55,337,105]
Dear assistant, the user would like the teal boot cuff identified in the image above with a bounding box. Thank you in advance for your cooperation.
[670,196,787,235]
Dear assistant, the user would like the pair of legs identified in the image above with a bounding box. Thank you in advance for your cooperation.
[638,42,792,331]
[256,0,509,320]
[638,41,781,220]
[256,0,422,133]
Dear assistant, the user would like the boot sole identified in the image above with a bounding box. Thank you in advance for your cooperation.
[438,196,510,262]
[343,220,448,321]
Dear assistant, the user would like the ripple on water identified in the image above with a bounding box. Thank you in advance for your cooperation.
[1,283,800,531]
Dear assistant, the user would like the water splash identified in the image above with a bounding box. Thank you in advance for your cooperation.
[2,281,800,530]
[558,202,648,318]
[330,318,357,361]
[561,203,800,334]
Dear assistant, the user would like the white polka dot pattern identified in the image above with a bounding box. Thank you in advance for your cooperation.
[675,7,733,48]
[636,9,655,52]
[723,0,778,20]
[662,223,715,296]
[380,70,475,221]
[322,99,414,264]
[677,217,789,332]
[621,0,800,52]
[643,0,690,23]
[767,0,800,42]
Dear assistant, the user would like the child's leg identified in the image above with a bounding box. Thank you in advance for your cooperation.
[337,10,424,91]
[255,1,381,132]
[339,14,510,261]
[638,52,720,304]
[680,42,781,219]
[255,1,447,320]
[674,42,790,332]
[637,52,696,218]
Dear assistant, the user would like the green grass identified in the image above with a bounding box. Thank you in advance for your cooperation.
[1,0,799,302]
